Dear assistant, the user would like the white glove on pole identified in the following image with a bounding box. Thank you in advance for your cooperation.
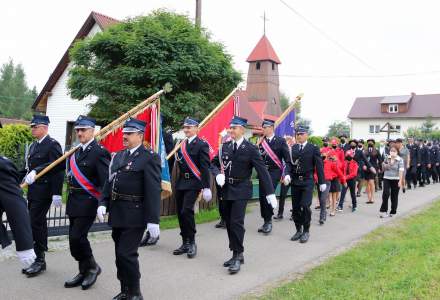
[283,175,291,186]
[52,195,62,208]
[16,249,36,269]
[266,194,278,209]
[96,206,107,222]
[147,223,160,239]
[25,170,37,185]
[202,188,212,202]
[319,184,327,192]
[216,174,225,187]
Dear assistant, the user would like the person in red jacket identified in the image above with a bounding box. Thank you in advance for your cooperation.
[337,150,359,212]
[327,151,346,216]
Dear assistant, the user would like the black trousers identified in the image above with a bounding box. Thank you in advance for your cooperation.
[380,179,400,214]
[417,165,428,184]
[291,181,314,232]
[69,216,95,262]
[259,171,280,222]
[429,165,438,182]
[278,183,290,215]
[112,227,144,289]
[339,179,357,208]
[406,166,417,187]
[28,197,52,257]
[175,189,199,242]
[223,200,247,253]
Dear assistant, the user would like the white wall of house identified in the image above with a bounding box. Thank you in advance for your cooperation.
[45,23,101,150]
[350,118,440,140]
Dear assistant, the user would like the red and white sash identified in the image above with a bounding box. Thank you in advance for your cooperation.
[180,139,201,181]
[261,139,283,170]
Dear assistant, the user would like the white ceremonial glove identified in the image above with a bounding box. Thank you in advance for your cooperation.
[52,195,62,208]
[216,174,225,187]
[16,249,36,269]
[202,188,212,202]
[147,223,160,239]
[96,206,107,222]
[25,170,37,185]
[370,166,377,174]
[319,184,327,192]
[283,175,291,186]
[266,194,278,209]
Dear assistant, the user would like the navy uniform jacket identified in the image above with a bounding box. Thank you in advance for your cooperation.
[0,156,33,251]
[211,139,274,201]
[339,143,351,153]
[101,145,161,228]
[258,135,292,183]
[407,144,420,167]
[176,137,211,191]
[420,146,431,165]
[432,146,440,165]
[66,140,110,217]
[290,143,325,186]
[24,135,65,201]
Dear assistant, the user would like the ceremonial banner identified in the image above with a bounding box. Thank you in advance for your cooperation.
[275,109,295,137]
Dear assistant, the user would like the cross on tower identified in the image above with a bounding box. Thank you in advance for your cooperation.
[261,11,269,35]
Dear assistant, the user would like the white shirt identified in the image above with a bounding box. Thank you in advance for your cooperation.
[265,134,275,143]
[299,141,308,150]
[128,144,142,155]
[187,135,197,144]
[80,138,94,151]
[38,134,48,144]
[233,136,244,148]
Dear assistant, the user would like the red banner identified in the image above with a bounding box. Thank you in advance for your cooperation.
[198,96,235,159]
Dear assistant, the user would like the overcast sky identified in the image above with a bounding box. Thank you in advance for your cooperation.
[2,0,440,134]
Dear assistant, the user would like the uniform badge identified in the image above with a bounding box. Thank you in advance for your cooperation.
[126,162,132,170]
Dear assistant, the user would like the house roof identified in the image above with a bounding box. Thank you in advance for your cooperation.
[234,90,263,127]
[32,11,120,111]
[348,93,440,119]
[246,35,281,64]
[380,95,412,104]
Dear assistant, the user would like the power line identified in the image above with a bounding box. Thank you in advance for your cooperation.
[278,0,376,72]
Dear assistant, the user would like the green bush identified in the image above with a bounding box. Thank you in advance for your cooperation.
[0,124,34,169]
[308,136,323,148]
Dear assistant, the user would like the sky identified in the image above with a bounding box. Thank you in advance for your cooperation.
[1,0,440,135]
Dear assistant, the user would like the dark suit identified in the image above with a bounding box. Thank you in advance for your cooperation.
[418,145,430,185]
[24,135,64,258]
[289,142,325,232]
[258,136,292,221]
[211,139,274,253]
[406,144,419,188]
[0,156,33,251]
[101,145,161,291]
[175,136,211,242]
[66,140,109,267]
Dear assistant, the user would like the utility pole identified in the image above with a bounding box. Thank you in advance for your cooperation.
[195,0,202,27]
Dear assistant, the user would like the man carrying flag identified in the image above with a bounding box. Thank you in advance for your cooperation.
[211,116,276,274]
[257,119,292,234]
[97,118,161,300]
[64,116,110,290]
[173,117,212,259]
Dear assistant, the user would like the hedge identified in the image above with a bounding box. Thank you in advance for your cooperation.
[0,124,34,169]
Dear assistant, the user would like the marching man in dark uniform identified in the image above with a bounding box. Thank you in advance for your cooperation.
[211,116,276,274]
[22,115,64,277]
[289,124,325,244]
[64,116,110,290]
[98,118,161,300]
[173,117,212,258]
[0,156,36,272]
[257,119,292,234]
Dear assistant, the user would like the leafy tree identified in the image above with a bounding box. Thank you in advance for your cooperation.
[280,92,290,111]
[68,10,242,129]
[296,118,313,135]
[420,116,436,137]
[0,124,34,169]
[327,120,350,138]
[0,59,37,120]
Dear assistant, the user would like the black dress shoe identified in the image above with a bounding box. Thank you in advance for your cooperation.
[274,214,283,220]
[215,219,226,229]
[26,259,46,278]
[290,231,303,241]
[173,241,190,255]
[127,294,143,300]
[113,292,127,300]
[187,242,197,258]
[300,232,310,243]
[65,273,85,288]
[22,268,29,274]
[228,256,242,274]
[262,222,272,234]
[81,264,101,290]
[127,286,143,300]
[319,219,324,225]
[223,252,244,267]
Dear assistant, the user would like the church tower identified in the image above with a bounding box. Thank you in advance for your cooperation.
[246,35,282,117]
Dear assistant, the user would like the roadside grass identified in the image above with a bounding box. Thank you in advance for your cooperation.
[259,199,440,300]
[160,206,221,230]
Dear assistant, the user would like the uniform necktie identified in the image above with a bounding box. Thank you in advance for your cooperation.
[300,144,303,152]
[233,142,237,153]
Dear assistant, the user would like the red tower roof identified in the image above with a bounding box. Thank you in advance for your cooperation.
[246,35,281,64]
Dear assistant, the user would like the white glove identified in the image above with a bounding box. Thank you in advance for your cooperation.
[25,170,37,185]
[16,249,36,269]
[370,167,377,174]
[319,184,327,192]
[266,194,278,209]
[216,174,225,187]
[147,223,160,239]
[52,195,62,208]
[96,206,107,222]
[283,175,291,186]
[202,188,212,202]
